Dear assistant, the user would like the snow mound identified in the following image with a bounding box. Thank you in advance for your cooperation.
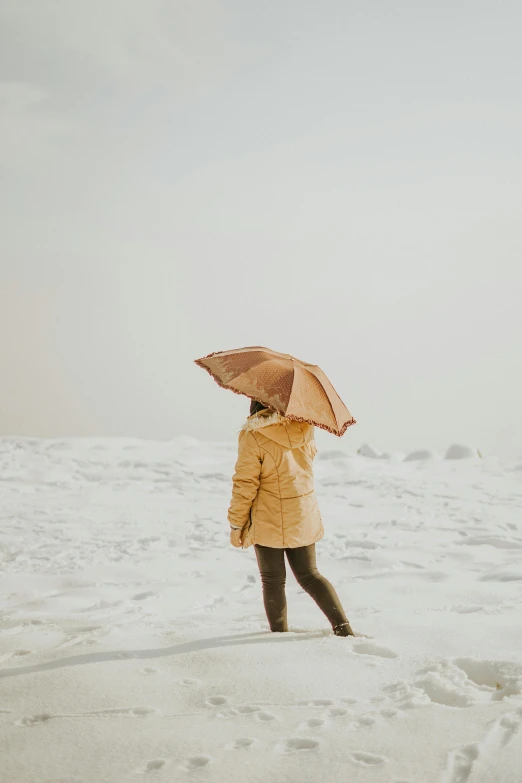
[380,452,406,463]
[357,443,381,458]
[445,444,479,460]
[317,450,347,461]
[404,450,439,462]
[170,436,200,449]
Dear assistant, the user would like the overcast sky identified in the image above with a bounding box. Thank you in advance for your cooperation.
[1,1,521,457]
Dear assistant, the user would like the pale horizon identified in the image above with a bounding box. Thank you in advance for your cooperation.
[1,1,521,458]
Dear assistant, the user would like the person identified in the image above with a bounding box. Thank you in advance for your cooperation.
[228,399,355,637]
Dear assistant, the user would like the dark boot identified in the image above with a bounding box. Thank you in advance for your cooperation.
[333,620,355,637]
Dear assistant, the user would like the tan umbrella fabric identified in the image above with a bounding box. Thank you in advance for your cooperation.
[195,346,356,437]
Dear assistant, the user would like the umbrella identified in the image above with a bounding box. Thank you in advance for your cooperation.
[195,346,356,437]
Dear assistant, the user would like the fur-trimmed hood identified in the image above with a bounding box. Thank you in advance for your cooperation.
[242,408,314,450]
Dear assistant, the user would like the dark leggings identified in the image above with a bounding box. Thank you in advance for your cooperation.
[254,543,348,632]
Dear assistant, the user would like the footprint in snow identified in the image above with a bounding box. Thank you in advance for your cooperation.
[254,710,277,722]
[136,758,169,773]
[298,698,334,707]
[16,713,53,727]
[0,649,33,662]
[380,708,398,718]
[204,696,237,719]
[353,641,398,659]
[79,599,123,613]
[132,591,157,601]
[356,716,376,727]
[216,708,240,719]
[206,696,228,707]
[237,705,261,714]
[351,751,387,765]
[443,743,479,783]
[182,755,212,770]
[283,737,320,752]
[455,657,522,700]
[228,737,258,750]
[306,718,326,728]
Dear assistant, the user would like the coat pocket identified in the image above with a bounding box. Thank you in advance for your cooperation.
[280,490,323,548]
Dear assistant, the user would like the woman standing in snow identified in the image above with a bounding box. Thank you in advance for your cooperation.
[228,400,355,637]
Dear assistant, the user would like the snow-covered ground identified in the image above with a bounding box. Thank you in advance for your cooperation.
[1,436,522,782]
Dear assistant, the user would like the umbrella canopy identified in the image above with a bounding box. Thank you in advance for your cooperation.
[195,346,356,437]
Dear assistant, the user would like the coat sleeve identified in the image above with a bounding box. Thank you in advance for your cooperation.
[228,430,262,529]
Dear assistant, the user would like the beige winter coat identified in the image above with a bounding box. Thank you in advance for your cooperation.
[228,408,324,549]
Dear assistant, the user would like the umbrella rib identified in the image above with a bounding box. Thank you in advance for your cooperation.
[299,365,339,429]
[226,359,295,414]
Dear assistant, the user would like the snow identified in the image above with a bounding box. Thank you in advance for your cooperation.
[357,443,382,458]
[404,449,440,462]
[1,436,522,782]
[445,444,480,460]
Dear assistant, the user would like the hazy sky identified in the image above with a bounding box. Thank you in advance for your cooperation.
[1,1,521,457]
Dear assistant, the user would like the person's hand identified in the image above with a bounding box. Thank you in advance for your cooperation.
[230,528,243,548]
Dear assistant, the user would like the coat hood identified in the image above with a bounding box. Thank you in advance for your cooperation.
[242,408,314,449]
